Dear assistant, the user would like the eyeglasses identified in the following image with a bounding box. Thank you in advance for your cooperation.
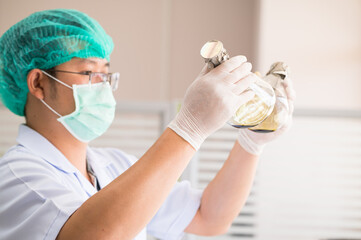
[45,69,120,91]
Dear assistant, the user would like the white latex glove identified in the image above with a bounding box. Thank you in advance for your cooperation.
[237,77,296,155]
[168,56,256,150]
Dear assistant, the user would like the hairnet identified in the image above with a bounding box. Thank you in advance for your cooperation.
[0,9,114,116]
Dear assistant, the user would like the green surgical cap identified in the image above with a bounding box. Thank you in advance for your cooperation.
[0,9,114,116]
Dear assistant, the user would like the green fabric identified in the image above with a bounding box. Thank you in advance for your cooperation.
[0,9,114,116]
[58,82,116,142]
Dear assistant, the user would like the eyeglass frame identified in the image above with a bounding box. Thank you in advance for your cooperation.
[43,69,120,91]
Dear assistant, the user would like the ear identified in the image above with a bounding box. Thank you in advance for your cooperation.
[27,69,46,100]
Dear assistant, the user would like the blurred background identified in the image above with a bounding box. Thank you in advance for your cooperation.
[0,0,361,239]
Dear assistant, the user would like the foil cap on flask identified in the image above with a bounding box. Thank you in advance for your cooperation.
[200,40,229,68]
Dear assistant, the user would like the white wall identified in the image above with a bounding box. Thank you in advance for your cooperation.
[169,0,258,99]
[257,0,361,111]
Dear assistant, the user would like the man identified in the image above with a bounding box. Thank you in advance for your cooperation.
[0,9,295,240]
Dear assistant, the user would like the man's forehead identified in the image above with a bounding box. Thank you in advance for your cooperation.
[73,57,110,67]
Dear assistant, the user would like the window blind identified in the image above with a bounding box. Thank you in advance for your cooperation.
[187,110,361,240]
[254,113,361,240]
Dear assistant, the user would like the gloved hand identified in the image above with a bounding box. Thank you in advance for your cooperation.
[237,77,296,155]
[168,56,256,150]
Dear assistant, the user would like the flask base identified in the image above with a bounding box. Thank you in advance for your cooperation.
[250,129,275,133]
[228,123,258,128]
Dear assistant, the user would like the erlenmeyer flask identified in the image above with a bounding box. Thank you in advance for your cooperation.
[249,62,290,132]
[228,77,276,128]
[200,40,276,129]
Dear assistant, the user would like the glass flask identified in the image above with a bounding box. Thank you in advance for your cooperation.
[228,78,276,128]
[249,62,290,132]
[200,40,276,129]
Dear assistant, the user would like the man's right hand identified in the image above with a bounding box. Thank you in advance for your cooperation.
[168,55,256,150]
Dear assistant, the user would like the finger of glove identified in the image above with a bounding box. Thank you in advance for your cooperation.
[288,98,295,115]
[283,77,296,101]
[286,87,296,103]
[231,74,256,95]
[283,77,296,117]
[279,114,293,133]
[280,77,295,116]
[223,61,252,84]
[215,55,247,74]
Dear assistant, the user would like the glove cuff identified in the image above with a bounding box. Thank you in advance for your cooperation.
[168,108,207,151]
[237,129,265,155]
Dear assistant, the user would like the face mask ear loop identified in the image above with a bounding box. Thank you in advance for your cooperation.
[41,70,73,89]
[40,99,62,118]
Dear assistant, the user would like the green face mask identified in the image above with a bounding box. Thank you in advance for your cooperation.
[40,71,116,142]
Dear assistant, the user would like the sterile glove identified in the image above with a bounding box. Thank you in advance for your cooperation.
[168,56,257,150]
[237,77,296,155]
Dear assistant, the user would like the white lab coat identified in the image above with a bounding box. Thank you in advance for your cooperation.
[0,125,202,240]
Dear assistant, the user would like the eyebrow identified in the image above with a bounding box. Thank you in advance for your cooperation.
[79,59,110,67]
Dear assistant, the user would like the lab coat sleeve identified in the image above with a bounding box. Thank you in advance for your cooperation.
[0,153,85,240]
[147,180,203,240]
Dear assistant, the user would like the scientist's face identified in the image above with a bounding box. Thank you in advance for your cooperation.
[43,57,110,116]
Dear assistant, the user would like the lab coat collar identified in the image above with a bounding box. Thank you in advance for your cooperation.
[16,124,79,174]
[86,147,112,168]
[86,147,113,188]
